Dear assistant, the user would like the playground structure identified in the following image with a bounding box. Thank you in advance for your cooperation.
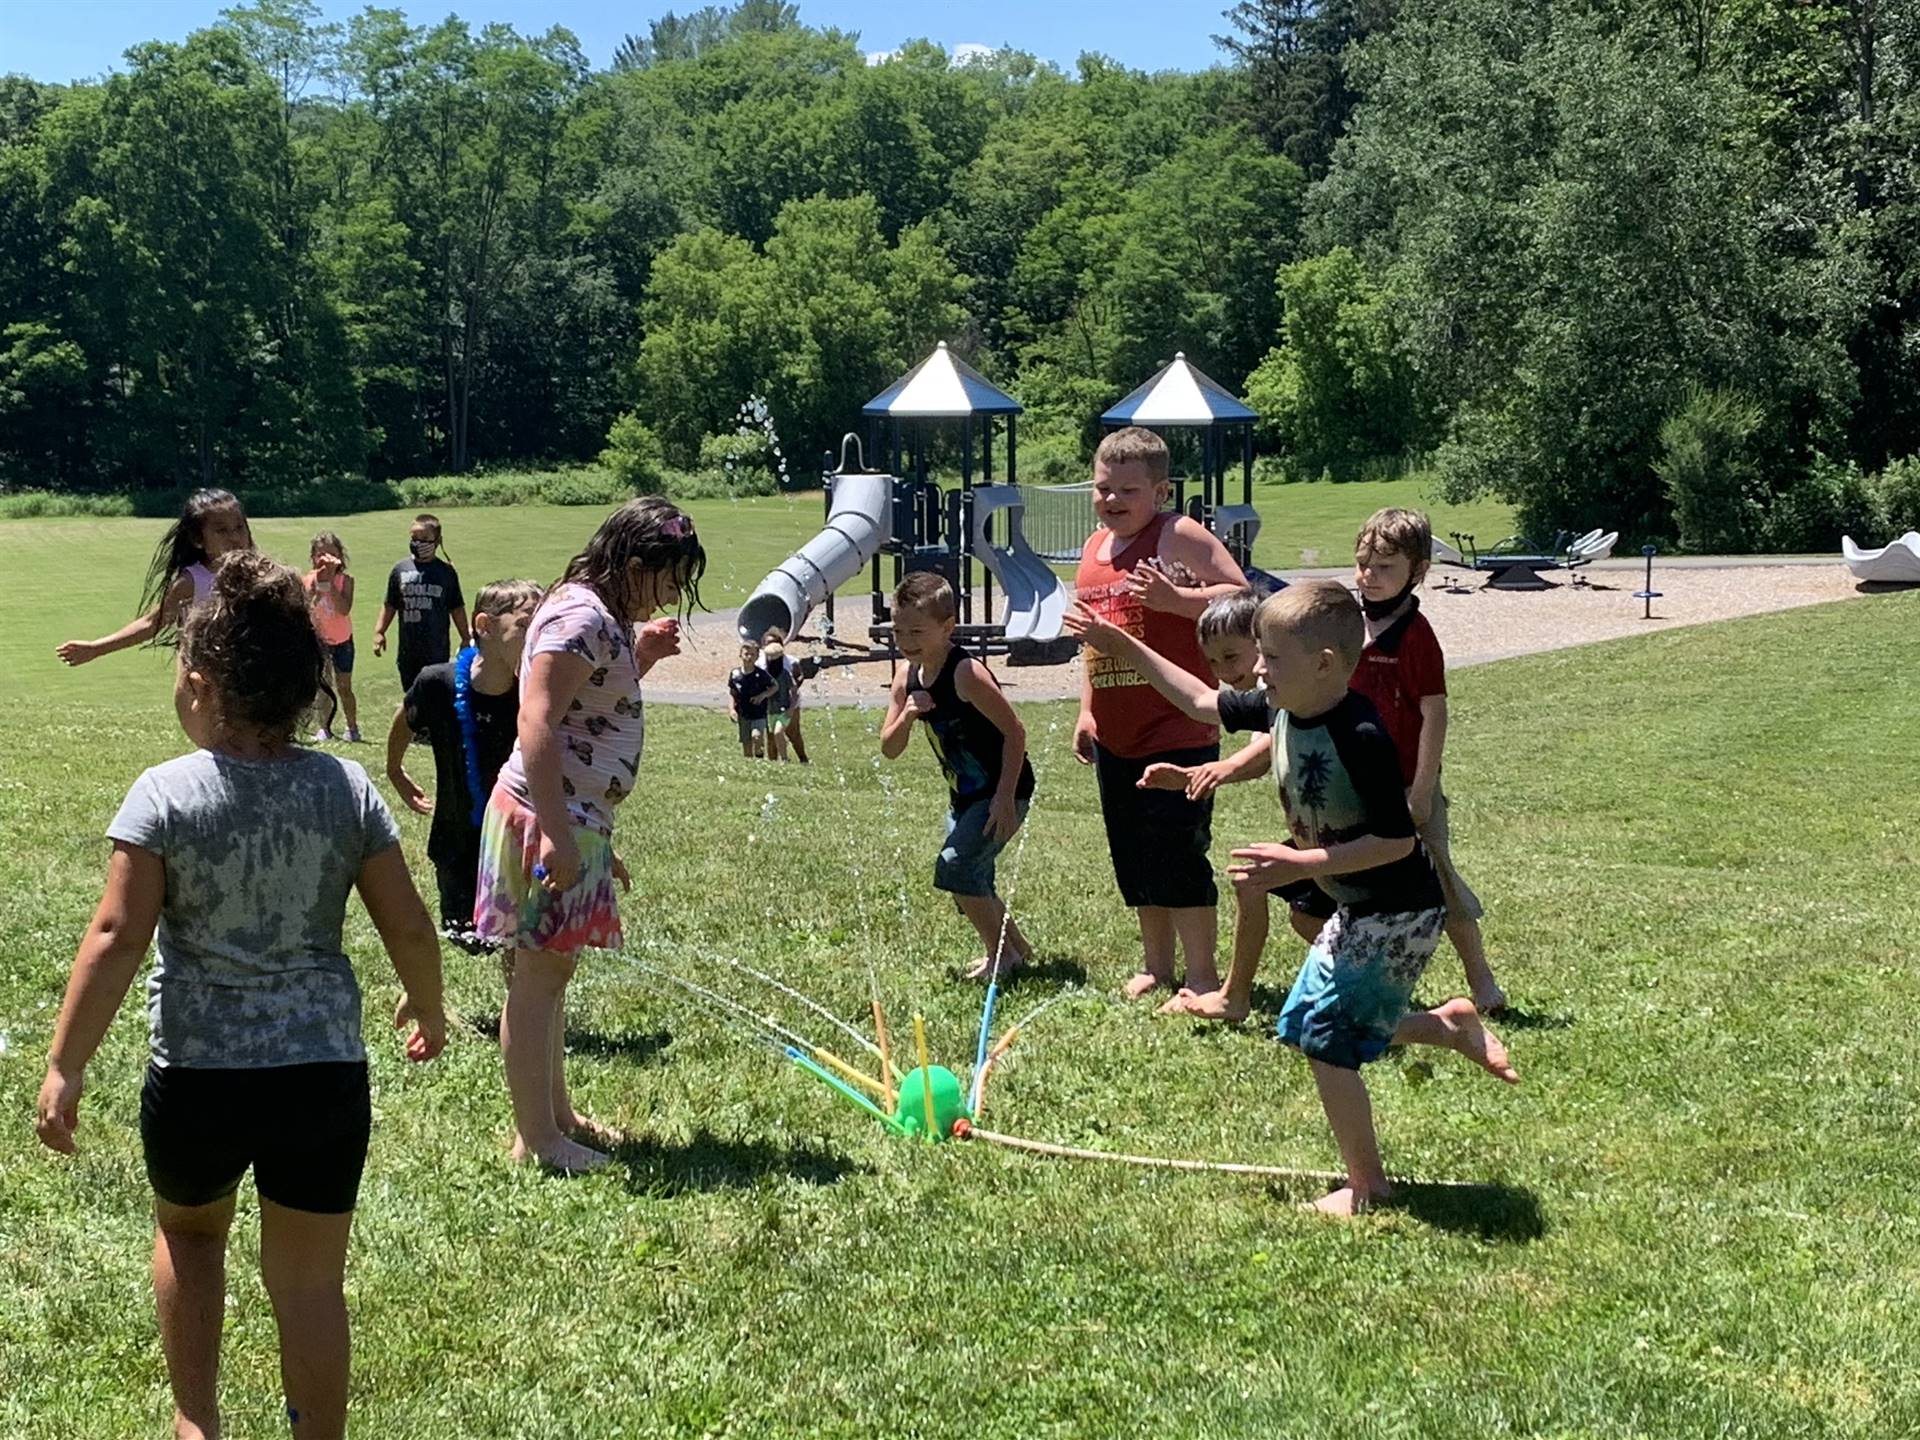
[1436,527,1619,590]
[740,342,1072,664]
[738,344,1285,661]
[1842,531,1920,585]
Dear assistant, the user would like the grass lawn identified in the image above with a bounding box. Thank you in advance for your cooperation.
[3,516,1915,1435]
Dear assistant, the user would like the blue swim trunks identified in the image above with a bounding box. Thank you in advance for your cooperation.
[1276,906,1445,1070]
[933,796,1029,898]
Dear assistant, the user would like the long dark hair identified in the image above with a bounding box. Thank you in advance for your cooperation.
[556,496,706,623]
[140,488,247,644]
[180,552,327,744]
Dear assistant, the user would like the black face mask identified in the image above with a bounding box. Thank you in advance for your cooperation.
[1360,581,1419,622]
[411,540,437,562]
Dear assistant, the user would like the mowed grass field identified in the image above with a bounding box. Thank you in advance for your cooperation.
[4,510,1918,1437]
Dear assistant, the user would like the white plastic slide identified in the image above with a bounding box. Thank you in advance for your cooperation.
[970,485,1069,640]
[1842,531,1920,585]
[738,472,893,642]
[1210,503,1263,563]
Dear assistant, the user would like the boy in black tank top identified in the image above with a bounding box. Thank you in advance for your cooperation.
[879,573,1038,982]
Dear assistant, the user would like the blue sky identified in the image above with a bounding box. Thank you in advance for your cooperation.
[1,1,1229,84]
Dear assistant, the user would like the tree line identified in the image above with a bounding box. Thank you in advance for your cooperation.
[0,0,1914,548]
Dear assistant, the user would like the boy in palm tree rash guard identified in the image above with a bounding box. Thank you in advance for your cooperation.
[1064,581,1517,1217]
[880,572,1037,982]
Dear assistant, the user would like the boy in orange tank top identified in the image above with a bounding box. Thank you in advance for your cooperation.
[1072,428,1249,1000]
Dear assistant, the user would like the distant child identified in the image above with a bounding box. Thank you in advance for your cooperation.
[373,513,469,696]
[55,488,253,666]
[1072,426,1248,999]
[728,642,777,758]
[1067,581,1517,1216]
[761,635,799,761]
[307,531,360,742]
[1351,508,1506,1012]
[475,497,705,1173]
[760,627,811,763]
[35,551,446,1439]
[388,579,546,947]
[880,572,1037,981]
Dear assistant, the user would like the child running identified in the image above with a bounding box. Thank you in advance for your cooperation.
[1072,427,1247,1000]
[55,488,253,666]
[761,635,798,761]
[728,642,777,758]
[306,531,360,742]
[1351,509,1506,1012]
[475,497,705,1173]
[34,551,447,1440]
[373,513,469,697]
[759,627,811,763]
[388,579,545,948]
[1066,581,1516,1216]
[880,572,1037,981]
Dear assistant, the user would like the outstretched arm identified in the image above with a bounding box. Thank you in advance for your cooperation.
[1062,603,1220,723]
[55,574,194,666]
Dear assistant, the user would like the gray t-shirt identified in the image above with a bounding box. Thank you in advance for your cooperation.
[108,749,402,1069]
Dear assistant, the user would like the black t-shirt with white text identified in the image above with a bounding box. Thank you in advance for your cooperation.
[385,558,464,676]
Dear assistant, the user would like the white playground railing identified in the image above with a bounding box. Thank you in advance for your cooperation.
[1016,482,1097,563]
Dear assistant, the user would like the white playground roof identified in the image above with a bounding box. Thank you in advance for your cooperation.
[1102,352,1258,427]
[863,341,1022,418]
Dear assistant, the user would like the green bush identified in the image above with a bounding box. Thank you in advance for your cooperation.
[1654,387,1766,552]
[538,471,632,507]
[1017,430,1086,486]
[697,431,773,485]
[0,491,138,518]
[1872,455,1920,533]
[1758,455,1885,552]
[600,412,667,492]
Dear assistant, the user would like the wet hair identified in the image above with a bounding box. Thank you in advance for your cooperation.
[1094,426,1170,485]
[893,571,958,621]
[1355,507,1432,567]
[1255,580,1364,671]
[140,488,249,645]
[180,552,326,742]
[1196,587,1262,645]
[556,496,706,623]
[310,530,347,565]
[472,578,545,621]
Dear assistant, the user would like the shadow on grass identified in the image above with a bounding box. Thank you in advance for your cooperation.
[948,956,1089,991]
[1271,1179,1546,1243]
[1491,1006,1575,1032]
[465,1012,674,1066]
[608,1128,860,1196]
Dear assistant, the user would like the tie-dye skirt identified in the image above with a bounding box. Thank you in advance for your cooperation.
[473,787,624,957]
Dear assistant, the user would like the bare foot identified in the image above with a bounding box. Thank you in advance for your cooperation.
[1435,997,1519,1083]
[1161,988,1249,1024]
[1472,984,1509,1015]
[510,1134,610,1174]
[964,952,1028,983]
[1304,1183,1391,1217]
[561,1114,627,1149]
[1123,971,1174,1000]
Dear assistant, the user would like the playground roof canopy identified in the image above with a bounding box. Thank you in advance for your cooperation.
[863,341,1023,418]
[1101,352,1258,427]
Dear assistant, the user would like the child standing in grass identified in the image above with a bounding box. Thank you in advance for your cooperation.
[1072,427,1247,1000]
[55,488,253,666]
[1350,508,1506,1012]
[373,513,469,697]
[474,498,705,1173]
[34,551,446,1440]
[759,627,812,763]
[1066,582,1516,1215]
[387,579,545,948]
[306,532,360,743]
[728,641,777,758]
[881,572,1037,981]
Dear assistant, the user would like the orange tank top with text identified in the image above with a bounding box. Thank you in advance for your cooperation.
[1075,512,1219,759]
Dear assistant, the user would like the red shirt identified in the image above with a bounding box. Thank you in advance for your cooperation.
[1349,604,1446,787]
[1075,513,1219,759]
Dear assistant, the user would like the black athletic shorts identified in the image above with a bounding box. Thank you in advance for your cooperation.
[140,1061,371,1214]
[1093,741,1220,910]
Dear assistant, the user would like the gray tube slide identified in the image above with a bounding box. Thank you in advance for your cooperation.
[738,472,893,642]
